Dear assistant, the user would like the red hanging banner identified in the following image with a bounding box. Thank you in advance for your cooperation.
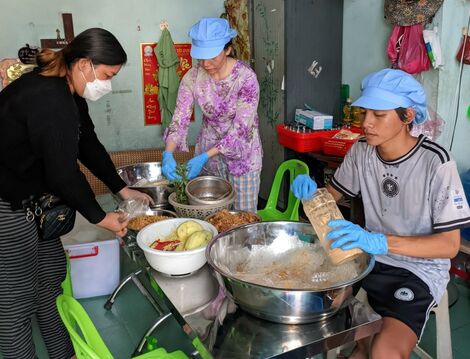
[140,43,193,126]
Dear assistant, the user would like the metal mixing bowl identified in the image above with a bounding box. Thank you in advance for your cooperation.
[185,176,233,205]
[206,221,374,324]
[204,210,261,233]
[117,162,173,208]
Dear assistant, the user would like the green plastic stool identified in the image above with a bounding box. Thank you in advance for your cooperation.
[258,159,309,222]
[56,294,188,359]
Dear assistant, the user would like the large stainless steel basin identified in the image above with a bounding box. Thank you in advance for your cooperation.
[206,221,374,324]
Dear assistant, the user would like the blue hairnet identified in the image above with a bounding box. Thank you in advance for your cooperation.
[352,69,428,124]
[188,18,237,60]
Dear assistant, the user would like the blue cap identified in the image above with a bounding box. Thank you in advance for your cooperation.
[352,69,428,124]
[188,18,237,60]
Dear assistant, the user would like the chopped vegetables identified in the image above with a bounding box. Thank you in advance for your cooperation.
[150,239,181,251]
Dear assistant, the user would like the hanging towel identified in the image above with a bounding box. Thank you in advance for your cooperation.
[155,28,180,129]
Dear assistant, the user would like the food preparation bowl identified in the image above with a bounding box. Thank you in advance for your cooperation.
[168,192,235,220]
[117,162,173,208]
[137,218,218,276]
[127,209,178,232]
[204,210,261,233]
[185,176,234,205]
[206,221,374,324]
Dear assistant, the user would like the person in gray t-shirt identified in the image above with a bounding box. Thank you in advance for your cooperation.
[291,68,470,359]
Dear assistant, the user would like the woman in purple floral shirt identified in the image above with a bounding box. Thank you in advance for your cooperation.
[162,18,263,213]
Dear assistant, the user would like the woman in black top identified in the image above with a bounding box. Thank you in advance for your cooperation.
[0,28,150,358]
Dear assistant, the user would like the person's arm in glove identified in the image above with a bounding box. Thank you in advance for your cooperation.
[290,174,318,200]
[186,152,209,180]
[327,219,388,255]
[161,151,181,181]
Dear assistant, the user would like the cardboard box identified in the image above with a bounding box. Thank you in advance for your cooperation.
[294,109,333,130]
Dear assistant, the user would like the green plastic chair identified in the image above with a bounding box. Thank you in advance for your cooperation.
[56,294,188,359]
[258,159,309,222]
[61,252,74,297]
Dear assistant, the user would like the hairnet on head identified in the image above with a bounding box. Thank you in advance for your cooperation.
[188,18,237,60]
[352,68,428,124]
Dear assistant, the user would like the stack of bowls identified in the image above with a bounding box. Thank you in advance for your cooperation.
[168,176,235,219]
[185,176,234,205]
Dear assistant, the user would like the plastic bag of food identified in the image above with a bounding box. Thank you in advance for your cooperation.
[118,197,150,219]
[331,129,361,140]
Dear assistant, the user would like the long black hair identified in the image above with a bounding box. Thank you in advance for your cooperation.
[37,28,127,76]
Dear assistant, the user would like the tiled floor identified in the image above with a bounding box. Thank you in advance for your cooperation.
[3,265,470,358]
[411,276,470,359]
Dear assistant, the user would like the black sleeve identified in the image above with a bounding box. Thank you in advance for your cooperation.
[74,96,127,194]
[27,83,106,224]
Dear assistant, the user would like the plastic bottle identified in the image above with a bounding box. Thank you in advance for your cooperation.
[342,98,353,126]
[302,188,363,265]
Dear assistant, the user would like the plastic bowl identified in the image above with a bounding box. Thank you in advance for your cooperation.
[136,218,218,276]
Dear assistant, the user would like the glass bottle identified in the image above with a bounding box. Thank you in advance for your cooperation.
[302,188,363,265]
[351,106,365,128]
[342,98,353,127]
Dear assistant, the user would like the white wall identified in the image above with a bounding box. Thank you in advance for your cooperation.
[342,0,469,173]
[0,0,225,151]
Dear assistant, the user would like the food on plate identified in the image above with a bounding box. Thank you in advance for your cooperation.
[149,220,213,252]
[207,209,260,232]
[176,220,203,240]
[185,230,213,250]
[128,215,171,231]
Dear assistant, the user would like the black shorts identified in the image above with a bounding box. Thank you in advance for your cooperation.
[360,262,435,339]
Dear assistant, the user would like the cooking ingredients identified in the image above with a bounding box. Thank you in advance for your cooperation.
[128,215,171,231]
[185,230,213,250]
[149,220,213,251]
[172,164,189,204]
[302,188,363,265]
[176,220,203,240]
[230,237,361,290]
[207,209,260,232]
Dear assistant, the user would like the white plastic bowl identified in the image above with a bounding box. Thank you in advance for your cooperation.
[136,218,218,276]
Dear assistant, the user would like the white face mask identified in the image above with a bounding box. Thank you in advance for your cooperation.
[81,63,112,101]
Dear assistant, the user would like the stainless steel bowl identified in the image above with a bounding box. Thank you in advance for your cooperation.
[206,221,374,324]
[126,208,178,234]
[204,210,261,233]
[185,176,233,205]
[117,162,173,208]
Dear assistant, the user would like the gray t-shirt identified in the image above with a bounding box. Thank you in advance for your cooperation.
[331,135,470,301]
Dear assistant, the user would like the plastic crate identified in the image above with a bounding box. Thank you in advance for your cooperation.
[276,124,330,153]
[322,127,362,157]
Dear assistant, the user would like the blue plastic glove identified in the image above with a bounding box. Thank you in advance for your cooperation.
[161,151,181,181]
[327,219,388,255]
[290,174,318,200]
[186,152,209,180]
